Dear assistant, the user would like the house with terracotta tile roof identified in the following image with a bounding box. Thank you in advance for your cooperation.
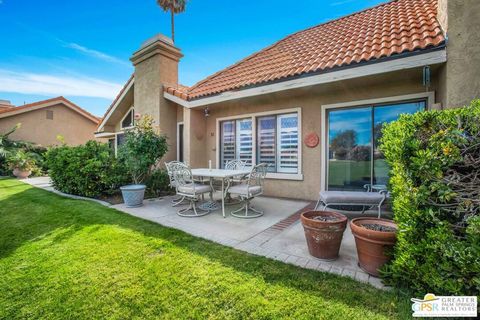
[0,96,100,146]
[96,0,480,200]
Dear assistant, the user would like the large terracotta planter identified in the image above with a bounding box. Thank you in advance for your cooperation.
[12,168,31,179]
[301,211,348,261]
[350,217,397,277]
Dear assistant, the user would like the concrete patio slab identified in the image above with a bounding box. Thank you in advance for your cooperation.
[22,176,391,290]
[260,220,359,270]
[112,195,309,243]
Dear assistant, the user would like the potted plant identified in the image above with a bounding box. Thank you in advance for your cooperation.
[350,217,397,277]
[300,211,348,261]
[117,115,168,207]
[7,150,38,179]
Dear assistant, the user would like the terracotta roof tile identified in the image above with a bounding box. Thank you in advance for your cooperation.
[166,0,445,101]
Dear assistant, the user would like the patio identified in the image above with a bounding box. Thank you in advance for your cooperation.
[24,177,388,289]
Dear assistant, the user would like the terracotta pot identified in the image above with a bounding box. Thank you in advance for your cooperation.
[12,168,31,179]
[301,211,348,261]
[350,217,397,277]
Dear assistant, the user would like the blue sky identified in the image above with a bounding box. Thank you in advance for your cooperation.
[0,0,384,116]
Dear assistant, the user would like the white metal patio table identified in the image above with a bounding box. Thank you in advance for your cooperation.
[191,168,250,218]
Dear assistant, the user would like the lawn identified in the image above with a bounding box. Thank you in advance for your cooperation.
[0,178,409,319]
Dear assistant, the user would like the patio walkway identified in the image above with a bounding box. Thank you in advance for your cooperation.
[23,176,387,289]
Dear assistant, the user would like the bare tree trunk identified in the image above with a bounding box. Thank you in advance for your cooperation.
[171,8,175,42]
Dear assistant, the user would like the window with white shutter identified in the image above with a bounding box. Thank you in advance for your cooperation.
[219,112,299,174]
[235,118,253,167]
[220,120,235,168]
[257,116,276,172]
[277,114,298,173]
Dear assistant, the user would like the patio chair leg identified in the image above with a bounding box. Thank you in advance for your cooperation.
[231,198,264,219]
[172,196,185,207]
[314,198,321,210]
[177,199,210,218]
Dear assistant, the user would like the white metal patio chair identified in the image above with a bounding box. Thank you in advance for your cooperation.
[224,159,248,203]
[228,163,267,218]
[173,163,214,217]
[165,161,186,206]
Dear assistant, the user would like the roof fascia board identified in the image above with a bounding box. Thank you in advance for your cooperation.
[0,100,98,124]
[165,49,447,108]
[97,78,134,131]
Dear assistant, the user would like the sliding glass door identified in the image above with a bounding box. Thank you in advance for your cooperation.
[327,100,425,191]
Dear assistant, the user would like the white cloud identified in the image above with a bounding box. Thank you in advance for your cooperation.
[64,42,130,67]
[0,69,122,99]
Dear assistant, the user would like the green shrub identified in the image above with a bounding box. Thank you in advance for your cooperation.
[145,169,173,197]
[6,149,40,172]
[46,141,127,197]
[0,124,47,176]
[117,115,168,185]
[380,100,480,295]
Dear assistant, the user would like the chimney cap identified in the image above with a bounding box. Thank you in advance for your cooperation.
[140,34,174,50]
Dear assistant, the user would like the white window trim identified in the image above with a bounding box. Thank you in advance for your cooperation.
[177,122,184,161]
[216,107,303,181]
[120,107,135,130]
[320,91,435,191]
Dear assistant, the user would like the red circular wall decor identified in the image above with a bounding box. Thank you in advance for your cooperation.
[304,132,319,148]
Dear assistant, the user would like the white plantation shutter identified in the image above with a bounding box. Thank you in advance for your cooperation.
[236,119,253,167]
[277,114,298,173]
[220,121,235,168]
[220,112,298,173]
[257,116,276,172]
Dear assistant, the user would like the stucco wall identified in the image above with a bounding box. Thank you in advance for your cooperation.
[0,104,98,146]
[438,0,480,108]
[190,67,441,201]
[131,38,182,163]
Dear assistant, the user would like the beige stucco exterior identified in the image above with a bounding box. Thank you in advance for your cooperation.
[437,0,480,108]
[181,67,441,201]
[0,102,98,146]
[97,1,479,201]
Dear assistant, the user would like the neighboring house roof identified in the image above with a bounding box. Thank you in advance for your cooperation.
[0,96,100,124]
[166,0,445,101]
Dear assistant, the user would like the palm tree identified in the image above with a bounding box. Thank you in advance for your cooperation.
[156,0,187,43]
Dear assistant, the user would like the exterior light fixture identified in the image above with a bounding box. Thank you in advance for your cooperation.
[204,107,210,117]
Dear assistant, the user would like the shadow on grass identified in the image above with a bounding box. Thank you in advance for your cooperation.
[0,179,402,317]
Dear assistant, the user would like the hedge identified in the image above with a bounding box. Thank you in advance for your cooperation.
[46,141,127,197]
[380,100,480,295]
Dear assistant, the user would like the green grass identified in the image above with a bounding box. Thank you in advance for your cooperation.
[328,159,390,188]
[0,178,409,319]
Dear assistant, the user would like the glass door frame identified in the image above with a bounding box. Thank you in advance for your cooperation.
[323,95,431,191]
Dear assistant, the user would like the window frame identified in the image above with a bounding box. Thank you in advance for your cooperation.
[216,107,303,181]
[321,92,435,191]
[120,107,135,129]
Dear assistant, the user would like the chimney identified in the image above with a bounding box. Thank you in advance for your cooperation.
[0,99,14,111]
[130,34,183,125]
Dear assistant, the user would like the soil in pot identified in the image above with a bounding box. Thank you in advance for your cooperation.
[301,211,348,261]
[350,218,397,277]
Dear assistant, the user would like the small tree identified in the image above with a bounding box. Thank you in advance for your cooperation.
[117,115,168,185]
